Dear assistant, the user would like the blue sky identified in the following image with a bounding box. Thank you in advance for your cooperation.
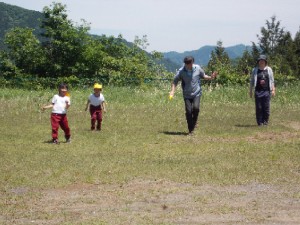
[2,0,300,52]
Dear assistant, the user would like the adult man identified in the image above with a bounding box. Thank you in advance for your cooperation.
[169,56,217,135]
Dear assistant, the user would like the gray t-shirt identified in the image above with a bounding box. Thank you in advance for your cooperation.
[173,64,205,99]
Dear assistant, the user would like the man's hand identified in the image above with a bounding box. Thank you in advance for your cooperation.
[211,71,217,79]
[169,91,174,100]
[271,89,276,97]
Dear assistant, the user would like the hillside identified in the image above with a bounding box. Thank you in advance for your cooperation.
[0,2,44,49]
[0,2,249,72]
[163,44,250,69]
[0,2,180,72]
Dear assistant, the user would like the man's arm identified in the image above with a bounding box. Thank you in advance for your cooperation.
[203,71,217,80]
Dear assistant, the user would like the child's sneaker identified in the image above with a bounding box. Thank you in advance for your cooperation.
[66,138,71,143]
[52,139,59,144]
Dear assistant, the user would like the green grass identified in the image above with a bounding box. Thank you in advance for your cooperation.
[1,83,299,188]
[0,83,300,224]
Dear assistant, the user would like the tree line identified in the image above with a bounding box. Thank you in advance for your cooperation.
[0,2,167,88]
[0,2,299,88]
[207,16,300,85]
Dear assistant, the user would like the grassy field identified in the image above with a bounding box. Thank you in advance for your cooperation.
[0,83,300,224]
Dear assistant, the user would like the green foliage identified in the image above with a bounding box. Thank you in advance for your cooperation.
[0,2,169,86]
[0,2,44,49]
[236,50,253,75]
[257,16,285,55]
[207,41,232,72]
[40,2,90,77]
[1,3,299,87]
[206,41,246,86]
[251,16,300,78]
[4,27,45,74]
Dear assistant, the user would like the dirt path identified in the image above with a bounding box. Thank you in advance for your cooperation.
[4,179,300,225]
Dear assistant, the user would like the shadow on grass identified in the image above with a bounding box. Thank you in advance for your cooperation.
[162,131,188,136]
[43,140,60,144]
[235,124,258,128]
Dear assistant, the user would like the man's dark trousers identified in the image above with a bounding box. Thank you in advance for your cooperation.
[184,95,200,132]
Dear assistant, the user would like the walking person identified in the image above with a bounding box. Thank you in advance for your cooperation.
[249,55,276,126]
[169,56,217,135]
[85,83,107,131]
[42,83,71,144]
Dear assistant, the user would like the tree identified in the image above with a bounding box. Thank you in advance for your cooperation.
[40,2,90,77]
[4,27,45,75]
[252,16,299,76]
[207,41,235,84]
[236,49,253,75]
[80,38,107,77]
[257,16,286,56]
[207,40,231,71]
[293,28,300,77]
[0,2,171,86]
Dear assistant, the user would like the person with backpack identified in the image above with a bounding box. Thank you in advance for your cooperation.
[249,55,276,126]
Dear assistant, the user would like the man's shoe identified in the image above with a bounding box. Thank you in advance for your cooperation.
[188,131,194,136]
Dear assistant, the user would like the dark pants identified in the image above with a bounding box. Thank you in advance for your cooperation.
[89,105,102,130]
[255,92,270,125]
[184,96,200,132]
[51,113,71,140]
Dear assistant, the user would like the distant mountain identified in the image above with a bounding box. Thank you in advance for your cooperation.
[0,2,178,72]
[163,44,251,71]
[0,2,44,49]
[0,2,250,73]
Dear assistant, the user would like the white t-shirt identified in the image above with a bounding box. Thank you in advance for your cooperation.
[51,94,71,114]
[89,93,105,106]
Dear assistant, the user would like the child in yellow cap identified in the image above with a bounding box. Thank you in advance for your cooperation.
[85,83,107,131]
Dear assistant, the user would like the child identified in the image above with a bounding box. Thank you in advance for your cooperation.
[42,83,71,144]
[85,83,106,131]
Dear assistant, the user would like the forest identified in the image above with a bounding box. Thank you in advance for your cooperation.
[0,2,299,88]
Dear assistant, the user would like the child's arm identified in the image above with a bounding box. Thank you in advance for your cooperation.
[65,100,70,110]
[85,100,90,111]
[102,102,107,113]
[41,104,53,111]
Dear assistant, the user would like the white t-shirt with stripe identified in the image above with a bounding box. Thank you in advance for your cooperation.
[89,93,105,106]
[51,94,71,114]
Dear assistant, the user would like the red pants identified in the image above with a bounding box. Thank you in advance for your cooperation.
[51,113,71,140]
[89,105,102,130]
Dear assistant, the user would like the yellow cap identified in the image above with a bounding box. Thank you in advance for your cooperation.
[93,83,102,89]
